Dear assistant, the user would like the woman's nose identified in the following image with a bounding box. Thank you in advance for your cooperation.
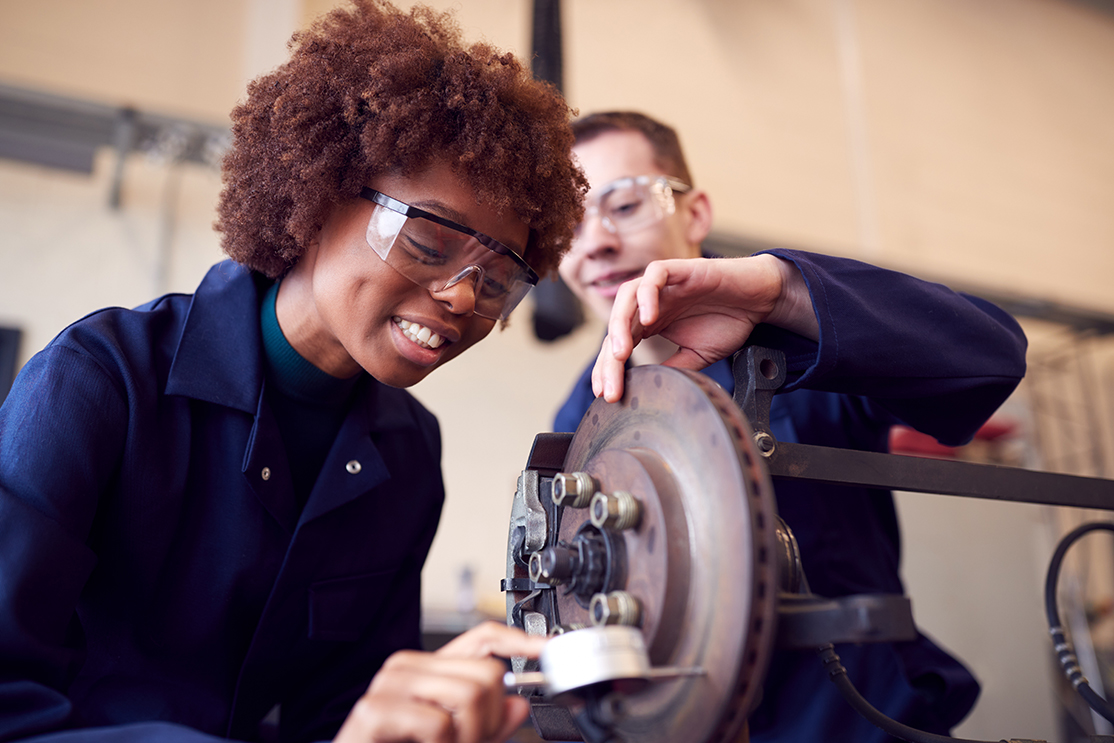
[430,266,480,315]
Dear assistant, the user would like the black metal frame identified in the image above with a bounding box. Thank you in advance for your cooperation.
[0,327,21,406]
[732,345,1114,511]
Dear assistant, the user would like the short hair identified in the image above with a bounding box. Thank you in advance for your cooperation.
[570,111,693,186]
[216,0,587,279]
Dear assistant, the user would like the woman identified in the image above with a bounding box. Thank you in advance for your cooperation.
[0,2,585,742]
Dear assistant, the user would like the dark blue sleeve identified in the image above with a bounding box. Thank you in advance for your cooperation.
[0,346,214,743]
[0,332,241,743]
[754,249,1027,445]
[553,361,597,434]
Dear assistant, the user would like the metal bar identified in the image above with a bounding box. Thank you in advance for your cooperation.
[530,0,563,91]
[766,441,1114,511]
[0,83,228,173]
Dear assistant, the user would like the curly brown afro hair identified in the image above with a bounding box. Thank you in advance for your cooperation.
[216,0,586,280]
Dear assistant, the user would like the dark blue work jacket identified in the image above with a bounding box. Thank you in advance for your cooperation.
[554,249,1028,743]
[0,261,444,742]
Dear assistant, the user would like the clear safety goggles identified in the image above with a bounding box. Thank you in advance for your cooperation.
[573,175,691,242]
[360,187,539,321]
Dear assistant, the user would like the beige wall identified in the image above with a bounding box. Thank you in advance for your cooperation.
[0,0,247,122]
[3,0,1114,739]
[559,0,1114,313]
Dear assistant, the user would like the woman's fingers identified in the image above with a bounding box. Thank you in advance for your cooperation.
[340,691,529,743]
[338,692,454,743]
[436,620,547,661]
[373,652,507,742]
[491,695,533,743]
[336,623,545,743]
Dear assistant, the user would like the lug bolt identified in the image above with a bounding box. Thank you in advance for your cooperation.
[589,590,642,627]
[529,545,579,585]
[553,471,597,508]
[753,431,775,457]
[589,490,642,531]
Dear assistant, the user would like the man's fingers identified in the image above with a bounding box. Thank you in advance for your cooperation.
[591,336,607,398]
[591,335,628,402]
[606,279,641,360]
[636,262,671,327]
[660,346,713,372]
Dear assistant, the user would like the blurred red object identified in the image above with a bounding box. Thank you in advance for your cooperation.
[889,418,1019,459]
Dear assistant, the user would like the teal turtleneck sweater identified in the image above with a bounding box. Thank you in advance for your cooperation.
[260,281,361,505]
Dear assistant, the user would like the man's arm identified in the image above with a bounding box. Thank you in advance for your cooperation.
[592,250,1027,444]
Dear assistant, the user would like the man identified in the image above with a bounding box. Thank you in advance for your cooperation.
[554,111,1027,741]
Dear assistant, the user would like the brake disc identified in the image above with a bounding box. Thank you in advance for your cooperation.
[506,365,779,743]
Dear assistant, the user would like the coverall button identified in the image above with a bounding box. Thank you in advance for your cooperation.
[261,467,271,481]
[345,460,362,475]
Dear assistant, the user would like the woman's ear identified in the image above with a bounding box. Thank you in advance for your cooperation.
[683,190,713,247]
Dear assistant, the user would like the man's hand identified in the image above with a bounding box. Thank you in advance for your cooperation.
[592,255,818,402]
[335,622,546,743]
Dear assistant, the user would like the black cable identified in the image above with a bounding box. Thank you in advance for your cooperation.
[818,644,1003,743]
[1043,521,1114,724]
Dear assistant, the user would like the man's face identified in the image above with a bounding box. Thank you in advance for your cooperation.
[559,130,702,322]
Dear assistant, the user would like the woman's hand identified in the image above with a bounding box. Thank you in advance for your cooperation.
[592,255,818,402]
[335,622,546,743]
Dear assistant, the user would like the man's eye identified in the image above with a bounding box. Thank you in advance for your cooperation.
[608,196,645,219]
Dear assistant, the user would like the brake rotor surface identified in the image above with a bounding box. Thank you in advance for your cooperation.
[555,365,779,743]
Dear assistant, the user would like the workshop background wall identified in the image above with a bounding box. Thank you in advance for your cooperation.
[3,0,1114,739]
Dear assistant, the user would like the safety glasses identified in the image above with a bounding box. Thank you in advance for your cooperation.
[573,175,691,242]
[360,187,538,321]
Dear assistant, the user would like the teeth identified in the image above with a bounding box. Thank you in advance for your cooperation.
[395,318,444,349]
[592,271,641,288]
